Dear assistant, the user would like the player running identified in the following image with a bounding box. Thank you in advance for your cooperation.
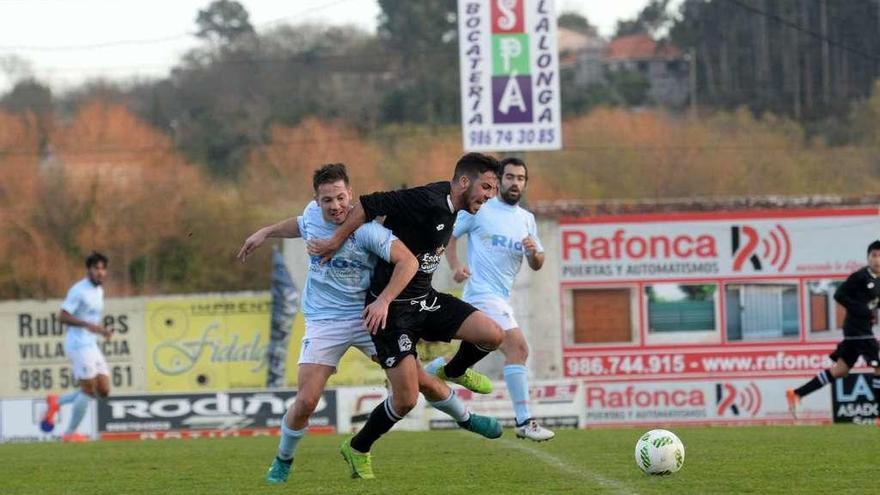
[41,252,113,442]
[308,153,505,479]
[429,157,554,441]
[786,240,880,418]
[237,164,501,484]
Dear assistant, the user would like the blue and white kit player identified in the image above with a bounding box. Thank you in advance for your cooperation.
[431,157,554,442]
[237,164,502,483]
[42,251,113,442]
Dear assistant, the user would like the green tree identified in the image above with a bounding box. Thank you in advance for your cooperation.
[195,0,256,46]
[377,0,459,124]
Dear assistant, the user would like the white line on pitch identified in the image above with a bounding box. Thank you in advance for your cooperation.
[497,437,637,495]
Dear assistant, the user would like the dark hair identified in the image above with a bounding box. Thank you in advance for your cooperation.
[85,251,108,269]
[312,163,350,191]
[453,153,501,181]
[500,157,528,181]
[868,240,880,254]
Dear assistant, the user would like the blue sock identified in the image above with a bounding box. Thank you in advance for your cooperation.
[428,389,470,423]
[59,390,80,406]
[504,364,531,425]
[277,414,305,461]
[65,392,91,434]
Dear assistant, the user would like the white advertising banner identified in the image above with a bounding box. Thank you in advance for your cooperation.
[428,380,584,429]
[582,377,831,427]
[0,397,97,442]
[458,0,562,151]
[560,209,880,282]
[335,385,429,434]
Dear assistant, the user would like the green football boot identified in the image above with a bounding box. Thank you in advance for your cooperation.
[340,440,375,480]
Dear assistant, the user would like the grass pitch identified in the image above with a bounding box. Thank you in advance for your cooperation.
[0,425,874,494]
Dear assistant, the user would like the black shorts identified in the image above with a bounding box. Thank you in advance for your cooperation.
[829,338,880,368]
[369,290,477,369]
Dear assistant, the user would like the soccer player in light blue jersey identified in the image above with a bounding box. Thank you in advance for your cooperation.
[432,157,555,441]
[41,251,113,442]
[237,164,501,483]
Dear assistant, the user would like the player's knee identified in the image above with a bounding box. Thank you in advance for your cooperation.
[293,394,321,417]
[391,394,418,416]
[485,324,503,349]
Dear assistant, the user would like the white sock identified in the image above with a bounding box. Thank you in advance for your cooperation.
[277,414,306,461]
[429,390,470,423]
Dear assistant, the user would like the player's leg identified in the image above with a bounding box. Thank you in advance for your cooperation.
[787,352,850,418]
[429,294,502,394]
[267,363,335,484]
[61,347,103,441]
[418,366,501,439]
[342,354,420,479]
[501,328,554,441]
[268,320,350,483]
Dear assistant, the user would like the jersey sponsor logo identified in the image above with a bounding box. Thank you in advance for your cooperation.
[417,247,446,273]
[309,256,369,270]
[398,334,413,352]
[482,233,525,252]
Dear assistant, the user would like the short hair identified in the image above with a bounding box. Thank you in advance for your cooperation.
[500,157,528,181]
[312,163,349,191]
[453,153,501,181]
[868,240,880,254]
[85,251,108,269]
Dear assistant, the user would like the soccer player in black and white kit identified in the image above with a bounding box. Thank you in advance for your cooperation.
[309,153,505,479]
[786,240,880,417]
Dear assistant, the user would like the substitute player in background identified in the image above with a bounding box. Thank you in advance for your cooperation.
[431,157,554,441]
[41,252,113,442]
[786,240,880,418]
[237,164,501,484]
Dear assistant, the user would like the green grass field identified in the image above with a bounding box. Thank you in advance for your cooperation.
[0,425,875,494]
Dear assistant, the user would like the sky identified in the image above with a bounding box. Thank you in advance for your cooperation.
[0,0,670,93]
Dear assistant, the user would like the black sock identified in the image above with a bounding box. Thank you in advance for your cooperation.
[794,369,833,397]
[276,456,293,466]
[444,342,493,378]
[350,398,401,453]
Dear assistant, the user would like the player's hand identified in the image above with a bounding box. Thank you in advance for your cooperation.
[307,237,341,264]
[362,297,390,335]
[522,236,539,258]
[90,324,111,341]
[453,265,471,283]
[237,229,268,262]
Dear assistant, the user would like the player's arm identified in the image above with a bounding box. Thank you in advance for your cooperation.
[524,240,545,271]
[237,217,301,262]
[523,216,545,271]
[363,240,418,334]
[445,236,470,283]
[58,310,110,339]
[307,204,367,262]
[833,273,872,318]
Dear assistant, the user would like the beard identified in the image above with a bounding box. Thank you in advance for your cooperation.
[500,188,520,205]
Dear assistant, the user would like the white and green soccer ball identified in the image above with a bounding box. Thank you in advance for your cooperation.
[634,429,685,475]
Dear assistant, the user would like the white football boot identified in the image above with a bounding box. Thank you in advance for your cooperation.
[515,419,555,442]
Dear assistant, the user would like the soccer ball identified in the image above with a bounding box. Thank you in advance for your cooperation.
[634,429,685,475]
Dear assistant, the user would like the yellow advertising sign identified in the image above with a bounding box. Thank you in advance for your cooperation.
[146,294,385,392]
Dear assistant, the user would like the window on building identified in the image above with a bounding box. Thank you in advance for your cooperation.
[806,279,844,334]
[646,283,717,333]
[572,288,634,344]
[726,283,799,341]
